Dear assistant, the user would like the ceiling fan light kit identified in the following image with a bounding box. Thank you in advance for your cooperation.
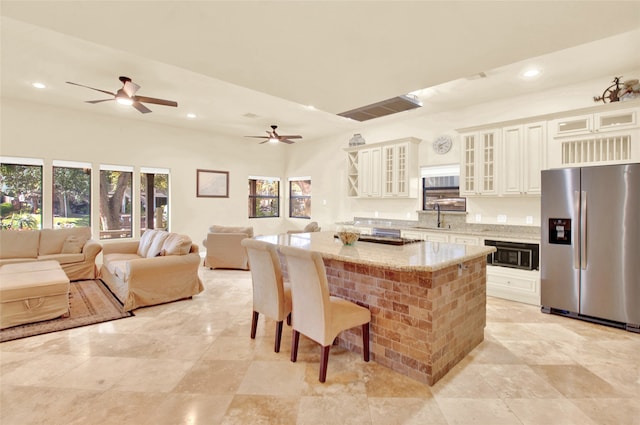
[245,125,302,145]
[66,76,178,114]
[116,96,133,106]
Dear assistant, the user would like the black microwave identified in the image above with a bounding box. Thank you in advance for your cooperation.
[484,239,539,270]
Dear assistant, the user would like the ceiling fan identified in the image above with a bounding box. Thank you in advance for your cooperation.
[66,76,178,114]
[246,125,302,144]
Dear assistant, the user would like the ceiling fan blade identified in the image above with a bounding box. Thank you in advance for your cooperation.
[259,140,270,144]
[66,81,115,97]
[132,101,152,114]
[278,135,302,139]
[123,80,140,97]
[245,136,269,139]
[86,99,114,104]
[133,95,177,107]
[280,139,295,144]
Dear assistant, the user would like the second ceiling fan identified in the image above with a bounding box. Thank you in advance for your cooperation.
[66,76,178,114]
[246,125,302,144]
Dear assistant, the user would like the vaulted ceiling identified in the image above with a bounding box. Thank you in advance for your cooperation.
[2,1,639,142]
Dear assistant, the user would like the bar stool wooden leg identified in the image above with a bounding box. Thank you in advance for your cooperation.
[274,320,284,352]
[362,323,370,362]
[291,330,300,362]
[319,345,331,383]
[250,311,259,339]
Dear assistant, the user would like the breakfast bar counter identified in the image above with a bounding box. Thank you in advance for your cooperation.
[256,231,495,385]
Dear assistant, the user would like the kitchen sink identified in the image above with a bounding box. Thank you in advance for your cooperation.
[410,225,451,231]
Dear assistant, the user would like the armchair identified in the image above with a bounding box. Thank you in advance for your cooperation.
[203,225,254,270]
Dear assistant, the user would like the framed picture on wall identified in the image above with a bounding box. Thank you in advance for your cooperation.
[197,169,229,198]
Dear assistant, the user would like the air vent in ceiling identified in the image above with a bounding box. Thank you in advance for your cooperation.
[466,72,488,80]
[338,94,422,122]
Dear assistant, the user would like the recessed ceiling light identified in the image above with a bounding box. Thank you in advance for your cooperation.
[305,105,316,110]
[187,113,197,119]
[32,82,46,89]
[522,68,542,78]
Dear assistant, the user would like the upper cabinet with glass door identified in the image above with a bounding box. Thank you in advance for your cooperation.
[345,137,421,198]
[548,103,640,168]
[459,129,499,196]
[552,108,636,136]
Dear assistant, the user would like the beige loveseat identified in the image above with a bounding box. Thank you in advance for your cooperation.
[0,227,102,281]
[100,229,204,311]
[203,225,254,270]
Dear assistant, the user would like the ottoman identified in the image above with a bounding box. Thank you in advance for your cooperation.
[0,261,70,329]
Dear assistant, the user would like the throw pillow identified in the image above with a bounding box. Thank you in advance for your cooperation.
[163,233,192,256]
[61,235,85,254]
[137,229,163,257]
[146,231,170,258]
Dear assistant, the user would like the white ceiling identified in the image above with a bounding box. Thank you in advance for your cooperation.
[2,1,640,143]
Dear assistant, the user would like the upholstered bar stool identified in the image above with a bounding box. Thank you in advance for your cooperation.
[241,238,292,353]
[279,245,371,383]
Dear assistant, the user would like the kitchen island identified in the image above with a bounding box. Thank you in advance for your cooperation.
[256,231,495,385]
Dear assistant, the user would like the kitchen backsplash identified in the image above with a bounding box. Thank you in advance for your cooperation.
[340,214,541,239]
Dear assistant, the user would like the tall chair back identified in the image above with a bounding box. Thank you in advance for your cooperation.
[280,245,370,382]
[241,238,292,352]
[281,247,331,344]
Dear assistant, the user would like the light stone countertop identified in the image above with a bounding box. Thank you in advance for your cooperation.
[256,231,496,272]
[337,217,541,242]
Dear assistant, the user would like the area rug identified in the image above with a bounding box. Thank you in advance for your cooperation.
[0,279,133,343]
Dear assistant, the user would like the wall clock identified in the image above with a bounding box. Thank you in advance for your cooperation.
[432,135,453,155]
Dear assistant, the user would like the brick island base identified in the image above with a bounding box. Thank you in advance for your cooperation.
[322,256,487,385]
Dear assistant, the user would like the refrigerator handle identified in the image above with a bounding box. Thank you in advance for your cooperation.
[574,190,580,270]
[581,190,587,270]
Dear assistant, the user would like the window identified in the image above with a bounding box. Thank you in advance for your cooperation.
[100,165,133,239]
[248,177,279,218]
[140,168,169,234]
[53,161,91,229]
[421,165,466,212]
[0,157,43,229]
[289,178,311,218]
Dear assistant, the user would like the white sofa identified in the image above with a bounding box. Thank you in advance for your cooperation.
[0,227,102,281]
[100,229,204,311]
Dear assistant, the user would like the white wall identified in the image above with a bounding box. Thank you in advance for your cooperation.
[3,69,638,242]
[285,70,640,230]
[0,99,287,248]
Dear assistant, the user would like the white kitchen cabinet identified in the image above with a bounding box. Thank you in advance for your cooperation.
[400,229,448,242]
[346,151,359,197]
[422,231,449,243]
[358,147,382,197]
[382,142,411,197]
[548,105,639,168]
[460,129,499,196]
[552,108,637,136]
[501,121,545,196]
[400,230,427,240]
[458,101,640,183]
[486,267,540,306]
[449,233,480,245]
[345,137,420,198]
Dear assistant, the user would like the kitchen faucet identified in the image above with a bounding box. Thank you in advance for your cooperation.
[434,203,441,228]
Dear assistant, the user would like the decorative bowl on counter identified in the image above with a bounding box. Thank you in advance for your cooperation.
[337,230,360,246]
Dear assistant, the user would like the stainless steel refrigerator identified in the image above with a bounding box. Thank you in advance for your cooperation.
[541,163,640,332]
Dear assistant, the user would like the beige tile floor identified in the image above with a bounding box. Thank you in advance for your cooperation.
[1,268,638,425]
